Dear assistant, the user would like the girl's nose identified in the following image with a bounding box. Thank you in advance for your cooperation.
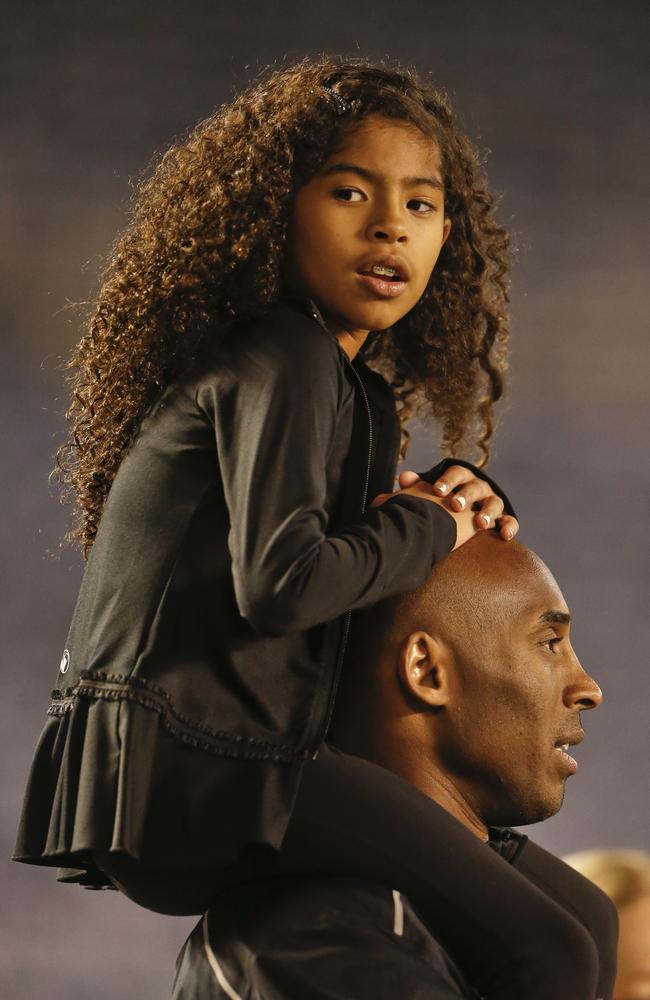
[369,226,408,242]
[367,211,408,243]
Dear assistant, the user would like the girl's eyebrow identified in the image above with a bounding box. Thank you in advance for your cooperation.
[322,162,444,191]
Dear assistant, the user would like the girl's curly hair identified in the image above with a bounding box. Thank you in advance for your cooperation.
[56,57,512,555]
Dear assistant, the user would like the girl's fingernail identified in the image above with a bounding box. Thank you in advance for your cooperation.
[480,514,491,527]
[437,482,448,494]
[455,495,466,510]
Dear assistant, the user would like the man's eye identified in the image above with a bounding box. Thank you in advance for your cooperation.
[334,188,364,202]
[542,636,562,653]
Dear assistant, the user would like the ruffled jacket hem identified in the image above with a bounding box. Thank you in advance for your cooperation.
[13,689,304,889]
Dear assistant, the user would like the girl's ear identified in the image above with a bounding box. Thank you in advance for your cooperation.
[442,216,452,245]
[397,631,451,708]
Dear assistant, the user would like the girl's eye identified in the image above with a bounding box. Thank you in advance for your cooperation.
[334,187,364,203]
[408,198,436,214]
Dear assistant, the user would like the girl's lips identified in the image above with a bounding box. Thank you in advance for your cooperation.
[356,272,408,298]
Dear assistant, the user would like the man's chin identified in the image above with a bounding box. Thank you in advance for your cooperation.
[484,785,566,829]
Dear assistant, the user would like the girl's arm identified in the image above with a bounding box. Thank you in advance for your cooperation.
[196,309,458,636]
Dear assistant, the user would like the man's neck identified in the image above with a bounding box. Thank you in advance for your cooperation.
[330,717,490,843]
[402,755,490,843]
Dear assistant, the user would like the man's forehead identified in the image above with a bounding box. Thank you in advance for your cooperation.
[517,558,569,627]
[460,540,569,631]
[395,536,570,641]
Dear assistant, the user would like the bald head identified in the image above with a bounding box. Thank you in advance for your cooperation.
[342,533,558,678]
[329,532,602,834]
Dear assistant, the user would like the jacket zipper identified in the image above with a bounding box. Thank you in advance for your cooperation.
[312,358,373,758]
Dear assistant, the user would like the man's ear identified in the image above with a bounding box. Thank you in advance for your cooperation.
[397,631,451,708]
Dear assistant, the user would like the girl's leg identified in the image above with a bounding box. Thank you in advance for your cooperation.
[277,745,599,1000]
[512,838,618,1000]
[92,849,225,915]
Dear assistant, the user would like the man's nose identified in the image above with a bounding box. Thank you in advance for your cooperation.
[564,654,603,711]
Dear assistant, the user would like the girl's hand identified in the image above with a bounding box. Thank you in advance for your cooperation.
[372,480,483,550]
[398,467,518,541]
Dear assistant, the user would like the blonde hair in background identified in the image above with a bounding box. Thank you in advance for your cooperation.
[564,850,650,910]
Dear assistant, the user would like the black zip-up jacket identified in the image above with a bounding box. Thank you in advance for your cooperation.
[173,830,617,1000]
[14,298,513,884]
[173,876,481,999]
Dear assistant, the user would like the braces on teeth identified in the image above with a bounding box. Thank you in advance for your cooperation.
[371,264,399,277]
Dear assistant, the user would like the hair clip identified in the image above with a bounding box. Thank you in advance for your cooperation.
[321,83,353,116]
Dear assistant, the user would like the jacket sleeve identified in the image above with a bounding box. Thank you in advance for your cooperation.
[196,311,456,636]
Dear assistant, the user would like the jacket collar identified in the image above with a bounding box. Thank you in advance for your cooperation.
[281,295,380,368]
[488,827,528,864]
[281,294,328,331]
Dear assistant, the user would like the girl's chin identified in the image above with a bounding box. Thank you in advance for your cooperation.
[319,300,415,335]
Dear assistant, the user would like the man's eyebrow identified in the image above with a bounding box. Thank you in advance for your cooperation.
[538,611,571,626]
[322,162,444,191]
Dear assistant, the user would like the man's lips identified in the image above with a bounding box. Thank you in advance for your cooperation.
[553,731,584,774]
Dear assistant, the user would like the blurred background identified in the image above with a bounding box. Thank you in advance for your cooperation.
[2,1,648,996]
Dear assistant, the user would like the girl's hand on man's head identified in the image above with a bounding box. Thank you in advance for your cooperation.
[371,481,483,550]
[389,467,519,543]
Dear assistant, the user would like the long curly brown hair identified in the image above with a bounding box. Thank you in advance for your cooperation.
[56,57,512,555]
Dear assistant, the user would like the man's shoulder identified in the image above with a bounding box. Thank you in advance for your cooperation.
[173,876,480,999]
